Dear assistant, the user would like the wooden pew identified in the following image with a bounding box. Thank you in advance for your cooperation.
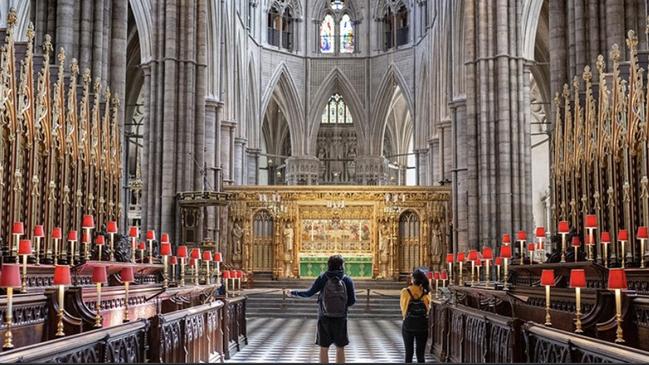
[221,294,248,359]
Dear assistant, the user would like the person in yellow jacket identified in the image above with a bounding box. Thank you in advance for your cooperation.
[399,268,431,363]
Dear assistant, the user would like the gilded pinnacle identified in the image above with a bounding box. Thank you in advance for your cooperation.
[596,55,605,74]
[83,69,91,83]
[583,65,592,82]
[610,44,621,63]
[627,30,638,50]
[71,59,79,75]
[43,35,53,55]
[7,7,16,28]
[562,83,570,98]
[94,79,101,93]
[57,48,65,64]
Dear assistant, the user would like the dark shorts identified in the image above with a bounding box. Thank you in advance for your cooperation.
[315,316,349,348]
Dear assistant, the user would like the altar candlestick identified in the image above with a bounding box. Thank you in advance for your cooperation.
[535,227,545,263]
[528,243,535,265]
[52,227,62,265]
[467,250,478,285]
[170,256,178,284]
[138,242,145,263]
[637,227,648,268]
[106,221,118,261]
[81,215,95,261]
[517,231,527,265]
[191,248,201,286]
[67,230,77,266]
[121,268,134,322]
[457,252,465,286]
[92,266,107,328]
[11,222,24,263]
[570,269,586,333]
[178,245,188,287]
[33,225,44,265]
[53,265,71,337]
[541,269,555,326]
[618,230,628,268]
[572,236,581,263]
[203,251,212,284]
[608,268,627,343]
[95,235,105,261]
[558,221,570,263]
[1,265,21,349]
[446,254,454,284]
[500,246,512,289]
[214,252,223,286]
[161,242,171,288]
[482,247,493,285]
[18,239,32,292]
[128,226,138,263]
[146,230,155,264]
[601,232,611,268]
[584,215,597,262]
[433,272,440,298]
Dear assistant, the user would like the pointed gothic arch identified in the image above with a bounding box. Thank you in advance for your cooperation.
[246,52,261,149]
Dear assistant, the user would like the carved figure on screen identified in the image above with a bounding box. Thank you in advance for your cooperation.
[379,224,390,278]
[283,224,294,278]
[232,221,243,256]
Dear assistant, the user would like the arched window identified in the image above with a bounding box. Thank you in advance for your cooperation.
[320,14,335,53]
[318,0,356,55]
[380,1,409,51]
[267,0,297,51]
[321,94,353,124]
[339,14,354,53]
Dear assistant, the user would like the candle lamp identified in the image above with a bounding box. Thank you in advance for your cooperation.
[120,267,135,322]
[128,226,138,263]
[234,270,242,292]
[33,225,44,265]
[146,230,156,264]
[138,241,146,262]
[18,239,32,292]
[495,257,502,282]
[169,256,178,284]
[214,252,223,286]
[571,236,581,263]
[540,269,555,326]
[517,230,527,265]
[11,222,24,263]
[53,265,72,337]
[202,251,213,284]
[67,230,78,266]
[502,233,511,246]
[527,243,535,265]
[584,214,597,261]
[95,235,105,261]
[569,269,586,333]
[177,245,188,286]
[500,245,512,289]
[618,229,628,268]
[160,242,171,288]
[446,253,454,284]
[457,252,465,286]
[440,271,448,288]
[81,215,95,261]
[426,271,433,291]
[191,248,201,285]
[467,250,478,285]
[433,271,440,298]
[608,268,627,343]
[106,221,118,261]
[223,270,231,294]
[637,226,648,268]
[1,264,22,349]
[601,232,611,268]
[535,227,546,263]
[558,221,570,263]
[52,227,62,265]
[92,266,107,328]
[482,246,493,285]
[585,234,595,262]
[474,257,482,282]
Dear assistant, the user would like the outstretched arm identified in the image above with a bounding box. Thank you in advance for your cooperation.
[290,276,324,298]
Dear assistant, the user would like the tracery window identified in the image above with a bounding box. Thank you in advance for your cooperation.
[267,0,297,51]
[380,0,409,51]
[321,94,353,124]
[318,0,356,54]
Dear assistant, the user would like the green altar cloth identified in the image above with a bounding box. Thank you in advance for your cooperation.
[299,255,373,278]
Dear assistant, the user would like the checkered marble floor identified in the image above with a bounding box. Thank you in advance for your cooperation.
[228,318,435,363]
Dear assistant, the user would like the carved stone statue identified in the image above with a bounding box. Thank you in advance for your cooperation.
[231,221,243,257]
[378,224,390,278]
[283,224,294,278]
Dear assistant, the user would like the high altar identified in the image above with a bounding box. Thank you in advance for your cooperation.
[220,186,451,280]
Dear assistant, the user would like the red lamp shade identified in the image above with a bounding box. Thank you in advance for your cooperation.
[222,270,231,279]
[169,256,178,265]
[11,222,24,235]
[138,242,146,250]
[502,233,511,244]
[33,225,45,238]
[160,242,172,256]
[160,233,170,244]
[467,250,478,261]
[146,230,155,241]
[177,245,188,258]
[618,229,628,241]
[82,215,95,229]
[190,248,201,260]
[517,231,527,241]
[584,215,597,229]
[482,247,493,260]
[18,239,32,255]
[95,235,105,245]
[637,226,649,239]
[106,221,118,234]
[53,265,72,286]
[540,269,555,286]
[202,251,212,261]
[569,269,586,288]
[92,266,108,284]
[608,268,628,290]
[528,243,535,251]
[433,272,440,280]
[51,227,62,240]
[128,226,138,238]
[601,231,611,243]
[446,253,455,263]
[67,230,78,241]
[558,221,570,234]
[495,257,503,266]
[0,264,21,288]
[500,245,512,259]
[440,271,448,280]
[120,267,135,283]
[571,236,581,247]
[457,252,465,262]
[213,252,223,262]
[426,271,433,280]
[535,227,546,238]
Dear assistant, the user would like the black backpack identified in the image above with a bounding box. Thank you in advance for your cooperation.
[403,288,428,332]
[319,275,348,318]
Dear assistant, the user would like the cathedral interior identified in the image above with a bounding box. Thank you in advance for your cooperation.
[0,0,649,363]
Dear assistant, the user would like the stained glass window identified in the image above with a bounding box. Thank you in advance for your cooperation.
[320,14,335,53]
[340,14,354,53]
[331,0,344,11]
[321,94,353,124]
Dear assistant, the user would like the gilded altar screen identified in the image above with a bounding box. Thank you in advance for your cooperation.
[301,219,371,253]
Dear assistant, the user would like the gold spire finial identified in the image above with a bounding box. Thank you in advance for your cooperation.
[71,58,79,76]
[596,54,605,75]
[583,65,592,83]
[94,78,100,94]
[57,47,65,64]
[562,83,570,98]
[26,23,35,42]
[43,34,53,55]
[627,30,638,51]
[7,7,16,28]
[82,68,91,84]
[610,44,621,63]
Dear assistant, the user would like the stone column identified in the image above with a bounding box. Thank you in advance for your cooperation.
[415,148,429,185]
[354,156,389,185]
[450,97,468,252]
[428,138,439,184]
[246,148,261,185]
[286,156,320,185]
[220,120,236,185]
[234,137,247,185]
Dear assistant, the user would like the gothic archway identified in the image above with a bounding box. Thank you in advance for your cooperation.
[252,209,275,272]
